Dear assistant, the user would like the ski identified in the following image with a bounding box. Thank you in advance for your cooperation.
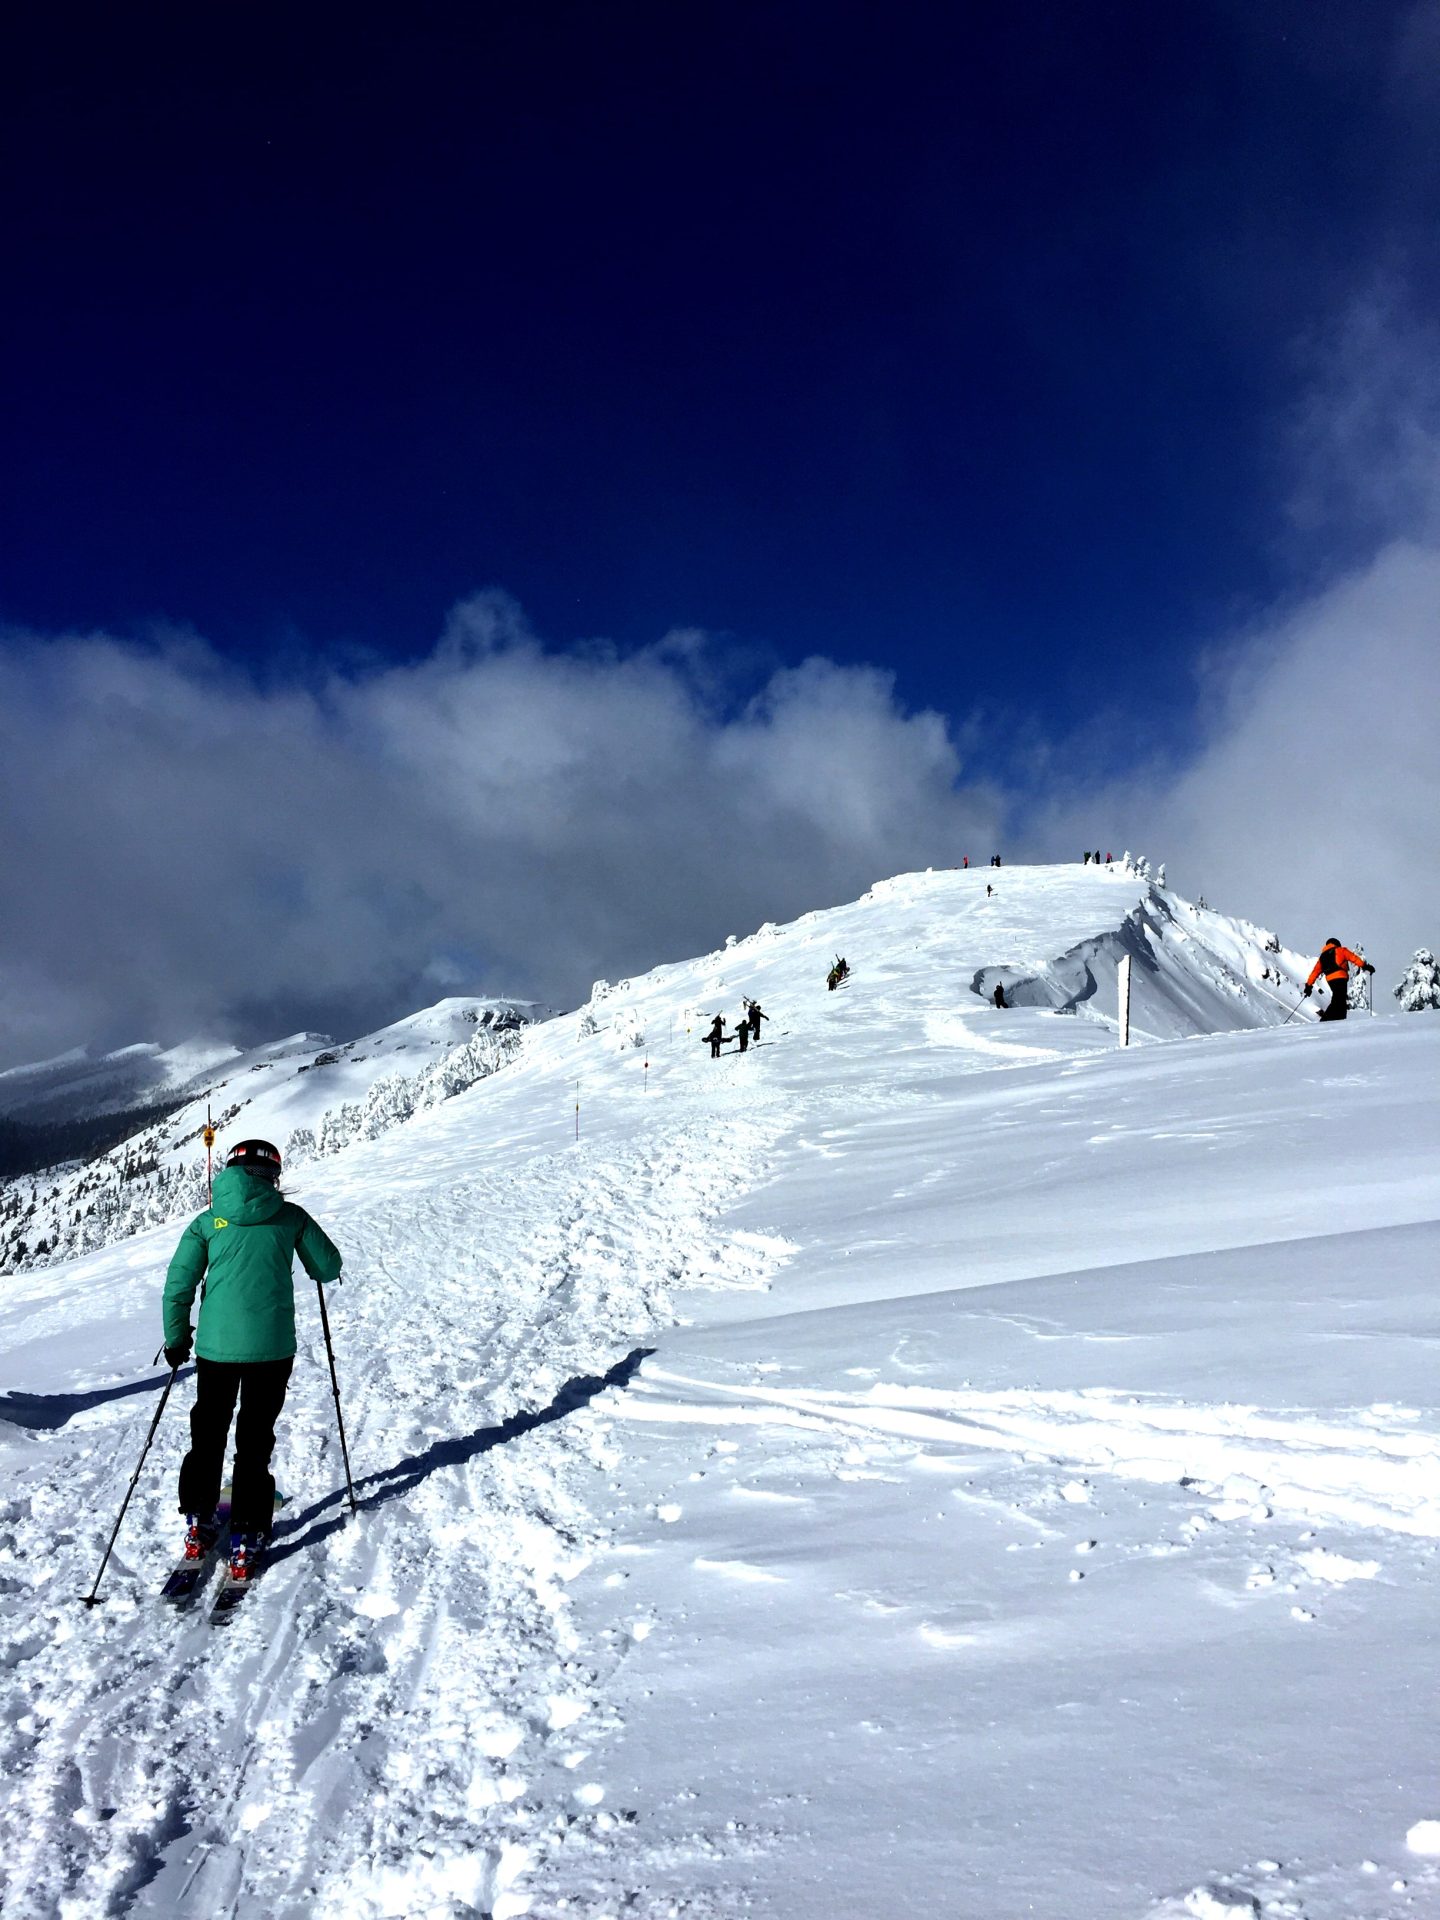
[207,1494,287,1628]
[208,1567,259,1625]
[159,1536,222,1604]
[159,1498,231,1605]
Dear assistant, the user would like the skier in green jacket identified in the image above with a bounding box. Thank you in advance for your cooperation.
[162,1138,342,1582]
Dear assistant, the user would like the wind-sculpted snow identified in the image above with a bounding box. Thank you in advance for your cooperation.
[1,864,1437,1918]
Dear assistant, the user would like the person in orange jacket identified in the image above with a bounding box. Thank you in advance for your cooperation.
[1303,937,1374,1022]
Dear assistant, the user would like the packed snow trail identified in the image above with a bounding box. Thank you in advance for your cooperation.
[0,1094,788,1920]
[3,865,1437,1918]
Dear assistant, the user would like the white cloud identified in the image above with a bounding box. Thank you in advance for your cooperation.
[0,604,1001,1064]
[1033,539,1440,979]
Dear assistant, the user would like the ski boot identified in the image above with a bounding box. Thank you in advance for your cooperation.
[225,1529,271,1585]
[183,1512,222,1562]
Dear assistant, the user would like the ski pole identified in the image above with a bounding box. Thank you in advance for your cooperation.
[1279,998,1309,1028]
[316,1279,358,1517]
[81,1362,180,1607]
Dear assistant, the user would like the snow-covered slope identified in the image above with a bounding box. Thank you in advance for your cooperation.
[2,863,1436,1920]
[0,997,548,1274]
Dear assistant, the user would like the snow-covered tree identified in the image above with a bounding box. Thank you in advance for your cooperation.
[1393,950,1440,1012]
[1157,863,1166,887]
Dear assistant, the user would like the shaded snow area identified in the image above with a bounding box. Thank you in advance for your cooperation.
[1,864,1437,1919]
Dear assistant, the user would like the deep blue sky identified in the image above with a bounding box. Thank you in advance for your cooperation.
[2,3,1433,760]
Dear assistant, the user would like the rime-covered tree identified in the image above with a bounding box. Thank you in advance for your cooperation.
[1393,949,1440,1012]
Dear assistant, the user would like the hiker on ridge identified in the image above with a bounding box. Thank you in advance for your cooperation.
[1303,937,1374,1023]
[161,1138,342,1590]
[703,1013,728,1057]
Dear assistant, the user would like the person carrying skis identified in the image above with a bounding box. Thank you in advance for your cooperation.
[161,1139,342,1584]
[735,1009,750,1051]
[746,1001,769,1043]
[703,1013,728,1057]
[1303,937,1375,1022]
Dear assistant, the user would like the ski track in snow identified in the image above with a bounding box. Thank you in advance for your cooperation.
[0,1104,787,1920]
[621,1371,1440,1538]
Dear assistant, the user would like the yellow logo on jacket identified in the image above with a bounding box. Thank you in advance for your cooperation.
[213,1217,228,1229]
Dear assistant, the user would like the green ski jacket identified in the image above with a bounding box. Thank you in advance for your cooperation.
[162,1165,343,1364]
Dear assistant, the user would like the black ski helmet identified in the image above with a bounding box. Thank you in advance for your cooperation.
[225,1138,282,1180]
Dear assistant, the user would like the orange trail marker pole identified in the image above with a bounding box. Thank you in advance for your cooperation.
[202,1108,217,1204]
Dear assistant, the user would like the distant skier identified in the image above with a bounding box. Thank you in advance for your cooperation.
[746,1001,769,1043]
[161,1139,342,1586]
[1083,852,1091,865]
[827,957,850,991]
[1094,850,1101,865]
[986,883,993,897]
[993,983,1006,1008]
[1302,937,1374,1022]
[703,1013,728,1057]
[735,1012,750,1052]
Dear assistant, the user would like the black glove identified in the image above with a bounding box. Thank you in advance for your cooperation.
[164,1335,193,1369]
[1301,981,1313,997]
[1363,962,1375,974]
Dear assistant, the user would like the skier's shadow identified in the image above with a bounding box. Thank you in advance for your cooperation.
[268,1346,654,1569]
[0,1370,180,1431]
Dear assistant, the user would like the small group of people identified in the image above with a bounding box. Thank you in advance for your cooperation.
[826,956,850,992]
[1081,851,1113,865]
[702,998,770,1056]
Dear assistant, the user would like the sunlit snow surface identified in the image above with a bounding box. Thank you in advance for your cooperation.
[1,864,1437,1919]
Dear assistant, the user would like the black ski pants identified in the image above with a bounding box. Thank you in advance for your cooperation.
[1318,980,1349,1021]
[178,1357,293,1533]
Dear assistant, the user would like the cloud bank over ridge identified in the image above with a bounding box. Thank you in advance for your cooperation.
[1034,539,1439,971]
[0,599,1003,1065]
[2,539,1435,1070]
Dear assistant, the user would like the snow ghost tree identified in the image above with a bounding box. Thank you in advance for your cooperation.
[1393,950,1440,1011]
[1157,863,1166,887]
